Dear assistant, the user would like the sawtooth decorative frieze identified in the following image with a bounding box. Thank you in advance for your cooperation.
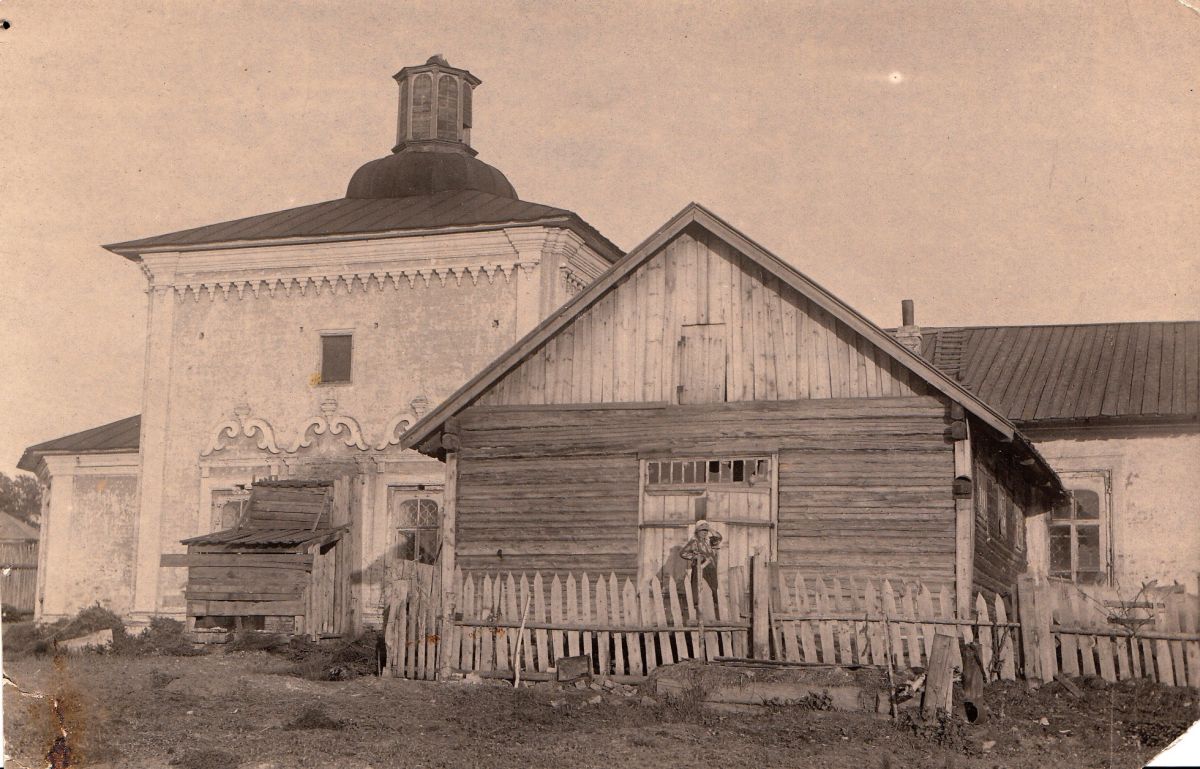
[201,395,434,457]
[174,264,524,302]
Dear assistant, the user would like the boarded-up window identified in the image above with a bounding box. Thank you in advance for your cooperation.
[411,73,433,140]
[678,324,727,404]
[437,74,459,140]
[210,487,249,531]
[320,334,353,384]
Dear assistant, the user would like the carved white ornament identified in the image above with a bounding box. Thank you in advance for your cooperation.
[289,396,369,452]
[201,404,282,456]
[374,396,432,450]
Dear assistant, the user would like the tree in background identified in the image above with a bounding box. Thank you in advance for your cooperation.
[0,472,41,528]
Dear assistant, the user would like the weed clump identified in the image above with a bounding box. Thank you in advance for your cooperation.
[284,705,346,730]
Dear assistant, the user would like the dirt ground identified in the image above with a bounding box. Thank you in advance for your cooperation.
[3,651,1195,769]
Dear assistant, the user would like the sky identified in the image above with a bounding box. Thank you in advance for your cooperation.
[1,0,1198,475]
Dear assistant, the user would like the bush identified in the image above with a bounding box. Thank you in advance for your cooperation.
[284,630,382,681]
[3,606,202,658]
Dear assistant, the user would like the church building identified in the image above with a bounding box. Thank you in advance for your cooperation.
[19,56,620,629]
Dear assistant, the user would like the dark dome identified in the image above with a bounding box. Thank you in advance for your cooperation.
[346,150,517,199]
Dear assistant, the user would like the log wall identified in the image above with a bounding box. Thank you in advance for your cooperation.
[972,429,1032,600]
[454,397,956,586]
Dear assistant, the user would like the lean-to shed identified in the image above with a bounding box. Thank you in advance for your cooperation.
[170,479,349,637]
[403,203,1065,616]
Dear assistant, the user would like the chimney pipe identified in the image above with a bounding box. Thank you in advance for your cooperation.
[894,299,923,354]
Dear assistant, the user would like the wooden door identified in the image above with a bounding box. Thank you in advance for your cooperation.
[639,456,775,587]
[678,324,727,404]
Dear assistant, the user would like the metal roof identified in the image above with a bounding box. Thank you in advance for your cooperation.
[102,190,622,262]
[18,415,141,472]
[919,322,1200,426]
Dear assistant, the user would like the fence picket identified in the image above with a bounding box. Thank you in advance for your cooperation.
[415,577,428,679]
[864,581,885,666]
[565,574,580,658]
[651,576,675,666]
[814,580,836,664]
[623,579,644,675]
[609,573,626,675]
[595,578,611,677]
[458,574,475,672]
[718,571,735,659]
[881,580,905,668]
[581,573,594,669]
[832,578,854,664]
[779,574,801,662]
[667,576,689,660]
[937,584,964,670]
[852,579,871,663]
[916,584,936,663]
[533,572,549,674]
[795,576,818,663]
[550,575,565,664]
[698,578,720,661]
[425,573,440,681]
[994,595,1015,680]
[478,576,493,673]
[974,593,993,680]
[1166,594,1188,686]
[639,580,657,672]
[503,573,520,672]
[728,566,747,657]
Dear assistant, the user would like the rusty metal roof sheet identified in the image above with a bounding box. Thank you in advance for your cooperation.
[103,190,622,262]
[920,321,1199,426]
[18,415,141,472]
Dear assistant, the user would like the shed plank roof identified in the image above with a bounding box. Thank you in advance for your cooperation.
[919,322,1200,425]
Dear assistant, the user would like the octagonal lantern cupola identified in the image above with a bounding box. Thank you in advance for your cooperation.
[394,54,481,155]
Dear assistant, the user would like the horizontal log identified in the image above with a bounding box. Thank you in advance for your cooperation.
[187,599,304,616]
[185,590,302,601]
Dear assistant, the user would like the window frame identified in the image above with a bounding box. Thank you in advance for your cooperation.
[318,331,354,386]
[1048,471,1111,585]
[386,484,444,566]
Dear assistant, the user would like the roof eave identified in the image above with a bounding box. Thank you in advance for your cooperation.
[103,213,623,264]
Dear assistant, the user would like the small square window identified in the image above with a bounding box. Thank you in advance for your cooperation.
[320,334,353,384]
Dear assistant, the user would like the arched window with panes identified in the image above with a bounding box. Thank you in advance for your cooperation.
[1049,472,1110,585]
[388,486,443,566]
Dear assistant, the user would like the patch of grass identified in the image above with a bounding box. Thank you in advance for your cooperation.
[4,607,203,658]
[226,630,289,653]
[284,705,346,730]
[281,630,382,681]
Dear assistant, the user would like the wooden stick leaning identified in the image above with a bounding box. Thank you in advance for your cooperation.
[512,592,534,688]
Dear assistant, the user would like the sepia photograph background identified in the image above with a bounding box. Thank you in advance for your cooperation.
[1,0,1198,475]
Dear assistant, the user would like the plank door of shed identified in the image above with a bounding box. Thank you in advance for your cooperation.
[639,464,774,588]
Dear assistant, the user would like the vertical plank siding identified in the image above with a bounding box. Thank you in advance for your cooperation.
[454,398,956,584]
[478,229,923,407]
[0,540,38,613]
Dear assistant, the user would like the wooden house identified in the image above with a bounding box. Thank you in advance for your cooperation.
[168,479,350,637]
[0,512,39,616]
[402,203,1066,619]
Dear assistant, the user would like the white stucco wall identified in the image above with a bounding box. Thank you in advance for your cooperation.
[131,226,609,619]
[36,454,139,621]
[1028,428,1200,592]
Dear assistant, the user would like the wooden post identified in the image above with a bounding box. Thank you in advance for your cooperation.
[922,631,956,719]
[437,450,459,681]
[751,554,769,659]
[1017,575,1054,684]
[952,417,974,620]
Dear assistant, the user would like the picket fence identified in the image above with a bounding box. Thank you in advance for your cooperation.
[769,570,1018,680]
[1020,577,1200,689]
[381,561,1200,688]
[445,568,749,680]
